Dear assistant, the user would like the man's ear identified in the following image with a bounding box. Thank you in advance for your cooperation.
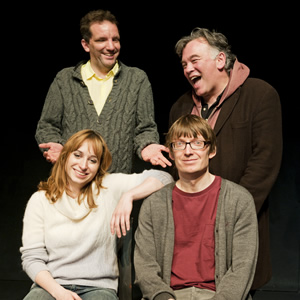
[208,148,217,160]
[81,39,90,53]
[169,151,175,161]
[216,52,226,70]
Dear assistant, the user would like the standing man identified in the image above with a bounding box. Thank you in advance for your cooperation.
[169,28,282,291]
[36,9,171,173]
[134,114,258,300]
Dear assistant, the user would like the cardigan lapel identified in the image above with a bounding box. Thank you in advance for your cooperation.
[164,184,176,285]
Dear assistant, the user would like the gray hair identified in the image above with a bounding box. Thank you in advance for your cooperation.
[175,27,236,74]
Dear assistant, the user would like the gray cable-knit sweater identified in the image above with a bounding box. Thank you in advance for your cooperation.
[35,61,160,173]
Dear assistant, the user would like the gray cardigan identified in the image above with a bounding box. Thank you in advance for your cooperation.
[134,179,258,300]
[35,61,160,173]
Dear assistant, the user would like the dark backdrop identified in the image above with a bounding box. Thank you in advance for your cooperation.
[1,3,298,298]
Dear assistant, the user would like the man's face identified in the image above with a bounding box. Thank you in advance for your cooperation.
[181,39,221,99]
[81,21,120,74]
[170,135,216,178]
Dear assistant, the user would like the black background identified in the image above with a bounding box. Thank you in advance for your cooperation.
[1,3,299,298]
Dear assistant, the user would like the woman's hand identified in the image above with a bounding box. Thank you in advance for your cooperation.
[35,271,82,299]
[110,191,133,238]
[54,287,82,300]
[110,176,168,238]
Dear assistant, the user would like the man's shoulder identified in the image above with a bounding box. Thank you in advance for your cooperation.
[244,77,278,93]
[239,77,280,107]
[145,182,175,203]
[169,90,194,125]
[140,182,174,218]
[221,179,253,199]
[220,179,255,214]
[118,61,148,78]
[55,61,84,79]
[171,90,194,111]
[177,89,193,101]
[157,181,175,193]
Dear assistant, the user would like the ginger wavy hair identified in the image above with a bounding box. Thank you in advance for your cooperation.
[38,129,112,208]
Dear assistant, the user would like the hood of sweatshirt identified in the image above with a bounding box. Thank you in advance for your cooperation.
[191,59,250,129]
[219,59,250,104]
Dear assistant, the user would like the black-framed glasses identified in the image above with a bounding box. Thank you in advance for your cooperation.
[171,140,210,150]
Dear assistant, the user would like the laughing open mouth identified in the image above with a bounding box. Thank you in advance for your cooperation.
[190,76,201,84]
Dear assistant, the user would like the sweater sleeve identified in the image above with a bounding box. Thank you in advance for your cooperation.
[138,169,174,186]
[105,170,173,208]
[35,75,65,146]
[133,71,160,157]
[20,192,50,282]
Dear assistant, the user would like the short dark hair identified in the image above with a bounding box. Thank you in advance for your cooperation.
[80,9,119,42]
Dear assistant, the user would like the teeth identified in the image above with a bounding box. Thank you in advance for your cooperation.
[75,170,87,176]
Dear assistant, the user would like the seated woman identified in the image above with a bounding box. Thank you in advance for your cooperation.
[20,129,173,300]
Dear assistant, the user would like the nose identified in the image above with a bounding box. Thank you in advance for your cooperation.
[184,62,195,75]
[79,158,88,170]
[106,39,115,50]
[184,143,193,155]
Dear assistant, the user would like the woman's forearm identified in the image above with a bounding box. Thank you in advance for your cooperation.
[111,176,170,238]
[35,270,81,300]
[126,177,164,201]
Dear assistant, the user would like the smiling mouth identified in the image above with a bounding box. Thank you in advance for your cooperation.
[74,169,88,177]
[103,52,117,58]
[183,159,197,163]
[190,76,201,84]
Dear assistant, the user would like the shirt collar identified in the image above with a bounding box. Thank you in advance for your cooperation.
[84,60,119,80]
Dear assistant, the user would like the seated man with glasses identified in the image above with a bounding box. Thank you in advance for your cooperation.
[134,114,258,300]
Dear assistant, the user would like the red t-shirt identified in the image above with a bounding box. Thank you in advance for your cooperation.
[170,176,221,291]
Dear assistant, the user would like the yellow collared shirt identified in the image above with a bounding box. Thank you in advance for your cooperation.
[81,61,119,115]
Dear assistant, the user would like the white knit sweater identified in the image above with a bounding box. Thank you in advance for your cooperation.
[20,170,172,291]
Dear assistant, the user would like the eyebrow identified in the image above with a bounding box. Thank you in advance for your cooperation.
[176,136,203,141]
[74,149,98,159]
[181,54,201,65]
